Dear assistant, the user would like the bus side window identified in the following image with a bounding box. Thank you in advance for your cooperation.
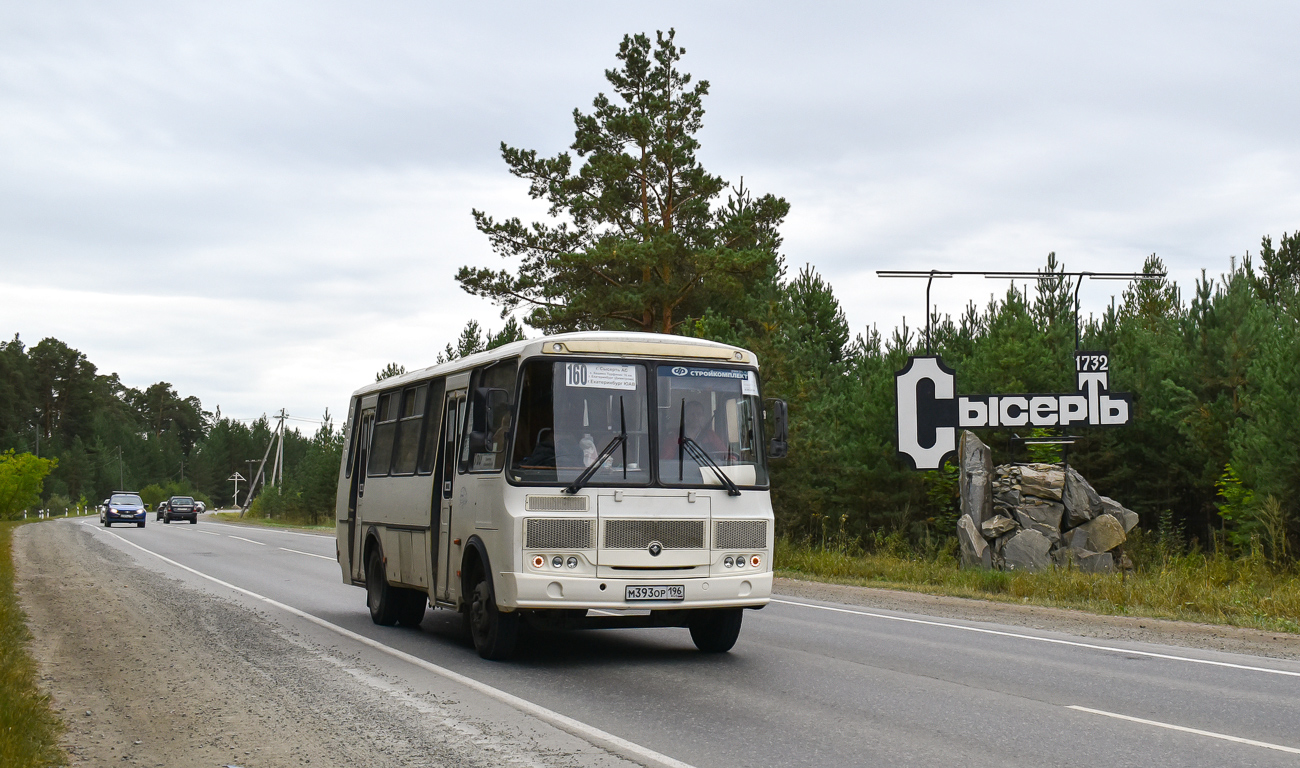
[417,379,446,475]
[443,399,461,493]
[343,397,361,478]
[368,392,399,476]
[391,384,427,475]
[463,359,519,473]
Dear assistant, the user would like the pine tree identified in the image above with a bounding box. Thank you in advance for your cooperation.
[458,30,789,334]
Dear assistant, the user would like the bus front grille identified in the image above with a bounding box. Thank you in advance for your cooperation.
[713,520,768,549]
[525,518,593,549]
[603,520,705,550]
[525,494,590,512]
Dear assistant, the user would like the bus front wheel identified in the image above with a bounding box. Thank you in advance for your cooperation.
[688,608,743,653]
[467,567,518,660]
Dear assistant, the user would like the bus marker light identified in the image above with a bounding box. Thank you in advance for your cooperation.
[532,555,545,568]
[750,555,761,567]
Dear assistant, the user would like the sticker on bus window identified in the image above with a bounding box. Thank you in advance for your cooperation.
[662,366,756,392]
[564,363,638,390]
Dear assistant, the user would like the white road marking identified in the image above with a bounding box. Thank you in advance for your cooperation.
[88,526,697,768]
[197,531,222,537]
[203,522,331,539]
[771,598,1300,678]
[279,547,334,561]
[1067,705,1300,754]
[226,535,266,546]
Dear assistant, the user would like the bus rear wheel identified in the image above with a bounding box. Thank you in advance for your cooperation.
[467,567,518,660]
[395,590,426,627]
[688,608,744,653]
[366,549,399,626]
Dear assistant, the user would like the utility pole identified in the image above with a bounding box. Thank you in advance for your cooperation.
[272,408,287,487]
[118,446,123,489]
[240,411,285,517]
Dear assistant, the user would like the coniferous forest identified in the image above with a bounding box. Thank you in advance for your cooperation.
[3,238,1299,564]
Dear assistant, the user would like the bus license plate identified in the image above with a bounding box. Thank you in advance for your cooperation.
[625,584,685,602]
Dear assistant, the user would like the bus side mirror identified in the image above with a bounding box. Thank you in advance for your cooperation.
[766,398,789,459]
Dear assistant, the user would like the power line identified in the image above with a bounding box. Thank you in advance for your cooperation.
[876,269,1166,353]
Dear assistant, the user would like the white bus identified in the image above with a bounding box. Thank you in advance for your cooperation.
[334,331,788,659]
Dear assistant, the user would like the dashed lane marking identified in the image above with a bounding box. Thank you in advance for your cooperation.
[279,547,334,561]
[201,521,330,539]
[226,535,265,546]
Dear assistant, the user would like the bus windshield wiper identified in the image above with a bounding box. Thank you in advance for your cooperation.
[564,397,627,494]
[677,399,742,497]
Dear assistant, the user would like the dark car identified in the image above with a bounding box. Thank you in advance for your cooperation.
[101,492,146,528]
[164,496,198,524]
[155,500,169,521]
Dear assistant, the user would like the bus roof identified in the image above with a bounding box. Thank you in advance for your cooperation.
[349,331,758,399]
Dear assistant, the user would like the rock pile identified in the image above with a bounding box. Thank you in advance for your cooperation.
[956,431,1138,573]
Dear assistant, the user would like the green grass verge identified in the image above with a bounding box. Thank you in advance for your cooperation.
[209,512,334,533]
[776,538,1300,634]
[0,520,66,768]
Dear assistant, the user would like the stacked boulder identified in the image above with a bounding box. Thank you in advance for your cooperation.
[956,431,1138,573]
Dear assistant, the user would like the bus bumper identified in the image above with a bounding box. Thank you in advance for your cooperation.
[498,571,772,611]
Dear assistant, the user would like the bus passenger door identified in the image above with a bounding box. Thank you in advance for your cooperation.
[348,406,375,582]
[435,391,466,602]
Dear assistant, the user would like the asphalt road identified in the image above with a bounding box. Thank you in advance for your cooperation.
[75,517,1300,768]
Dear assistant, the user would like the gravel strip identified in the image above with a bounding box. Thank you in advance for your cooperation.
[14,521,636,768]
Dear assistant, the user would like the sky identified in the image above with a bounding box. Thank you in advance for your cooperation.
[3,2,1298,425]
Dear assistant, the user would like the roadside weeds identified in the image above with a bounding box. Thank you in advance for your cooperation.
[208,511,333,534]
[777,538,1300,635]
[0,520,65,768]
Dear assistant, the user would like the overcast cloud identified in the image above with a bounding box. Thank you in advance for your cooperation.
[2,1,1297,423]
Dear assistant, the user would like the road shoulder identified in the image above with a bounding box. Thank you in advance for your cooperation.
[776,576,1300,661]
[13,520,638,768]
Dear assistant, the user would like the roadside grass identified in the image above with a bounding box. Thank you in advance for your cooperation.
[209,511,334,533]
[776,537,1300,634]
[0,520,66,768]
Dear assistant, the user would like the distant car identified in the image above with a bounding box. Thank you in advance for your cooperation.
[156,500,169,521]
[164,496,198,524]
[101,492,146,528]
[194,500,206,514]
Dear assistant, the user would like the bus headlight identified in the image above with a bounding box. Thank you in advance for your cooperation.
[723,556,734,568]
[566,556,578,569]
[551,556,563,568]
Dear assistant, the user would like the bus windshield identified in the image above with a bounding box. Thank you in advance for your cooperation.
[656,365,768,488]
[510,361,651,486]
